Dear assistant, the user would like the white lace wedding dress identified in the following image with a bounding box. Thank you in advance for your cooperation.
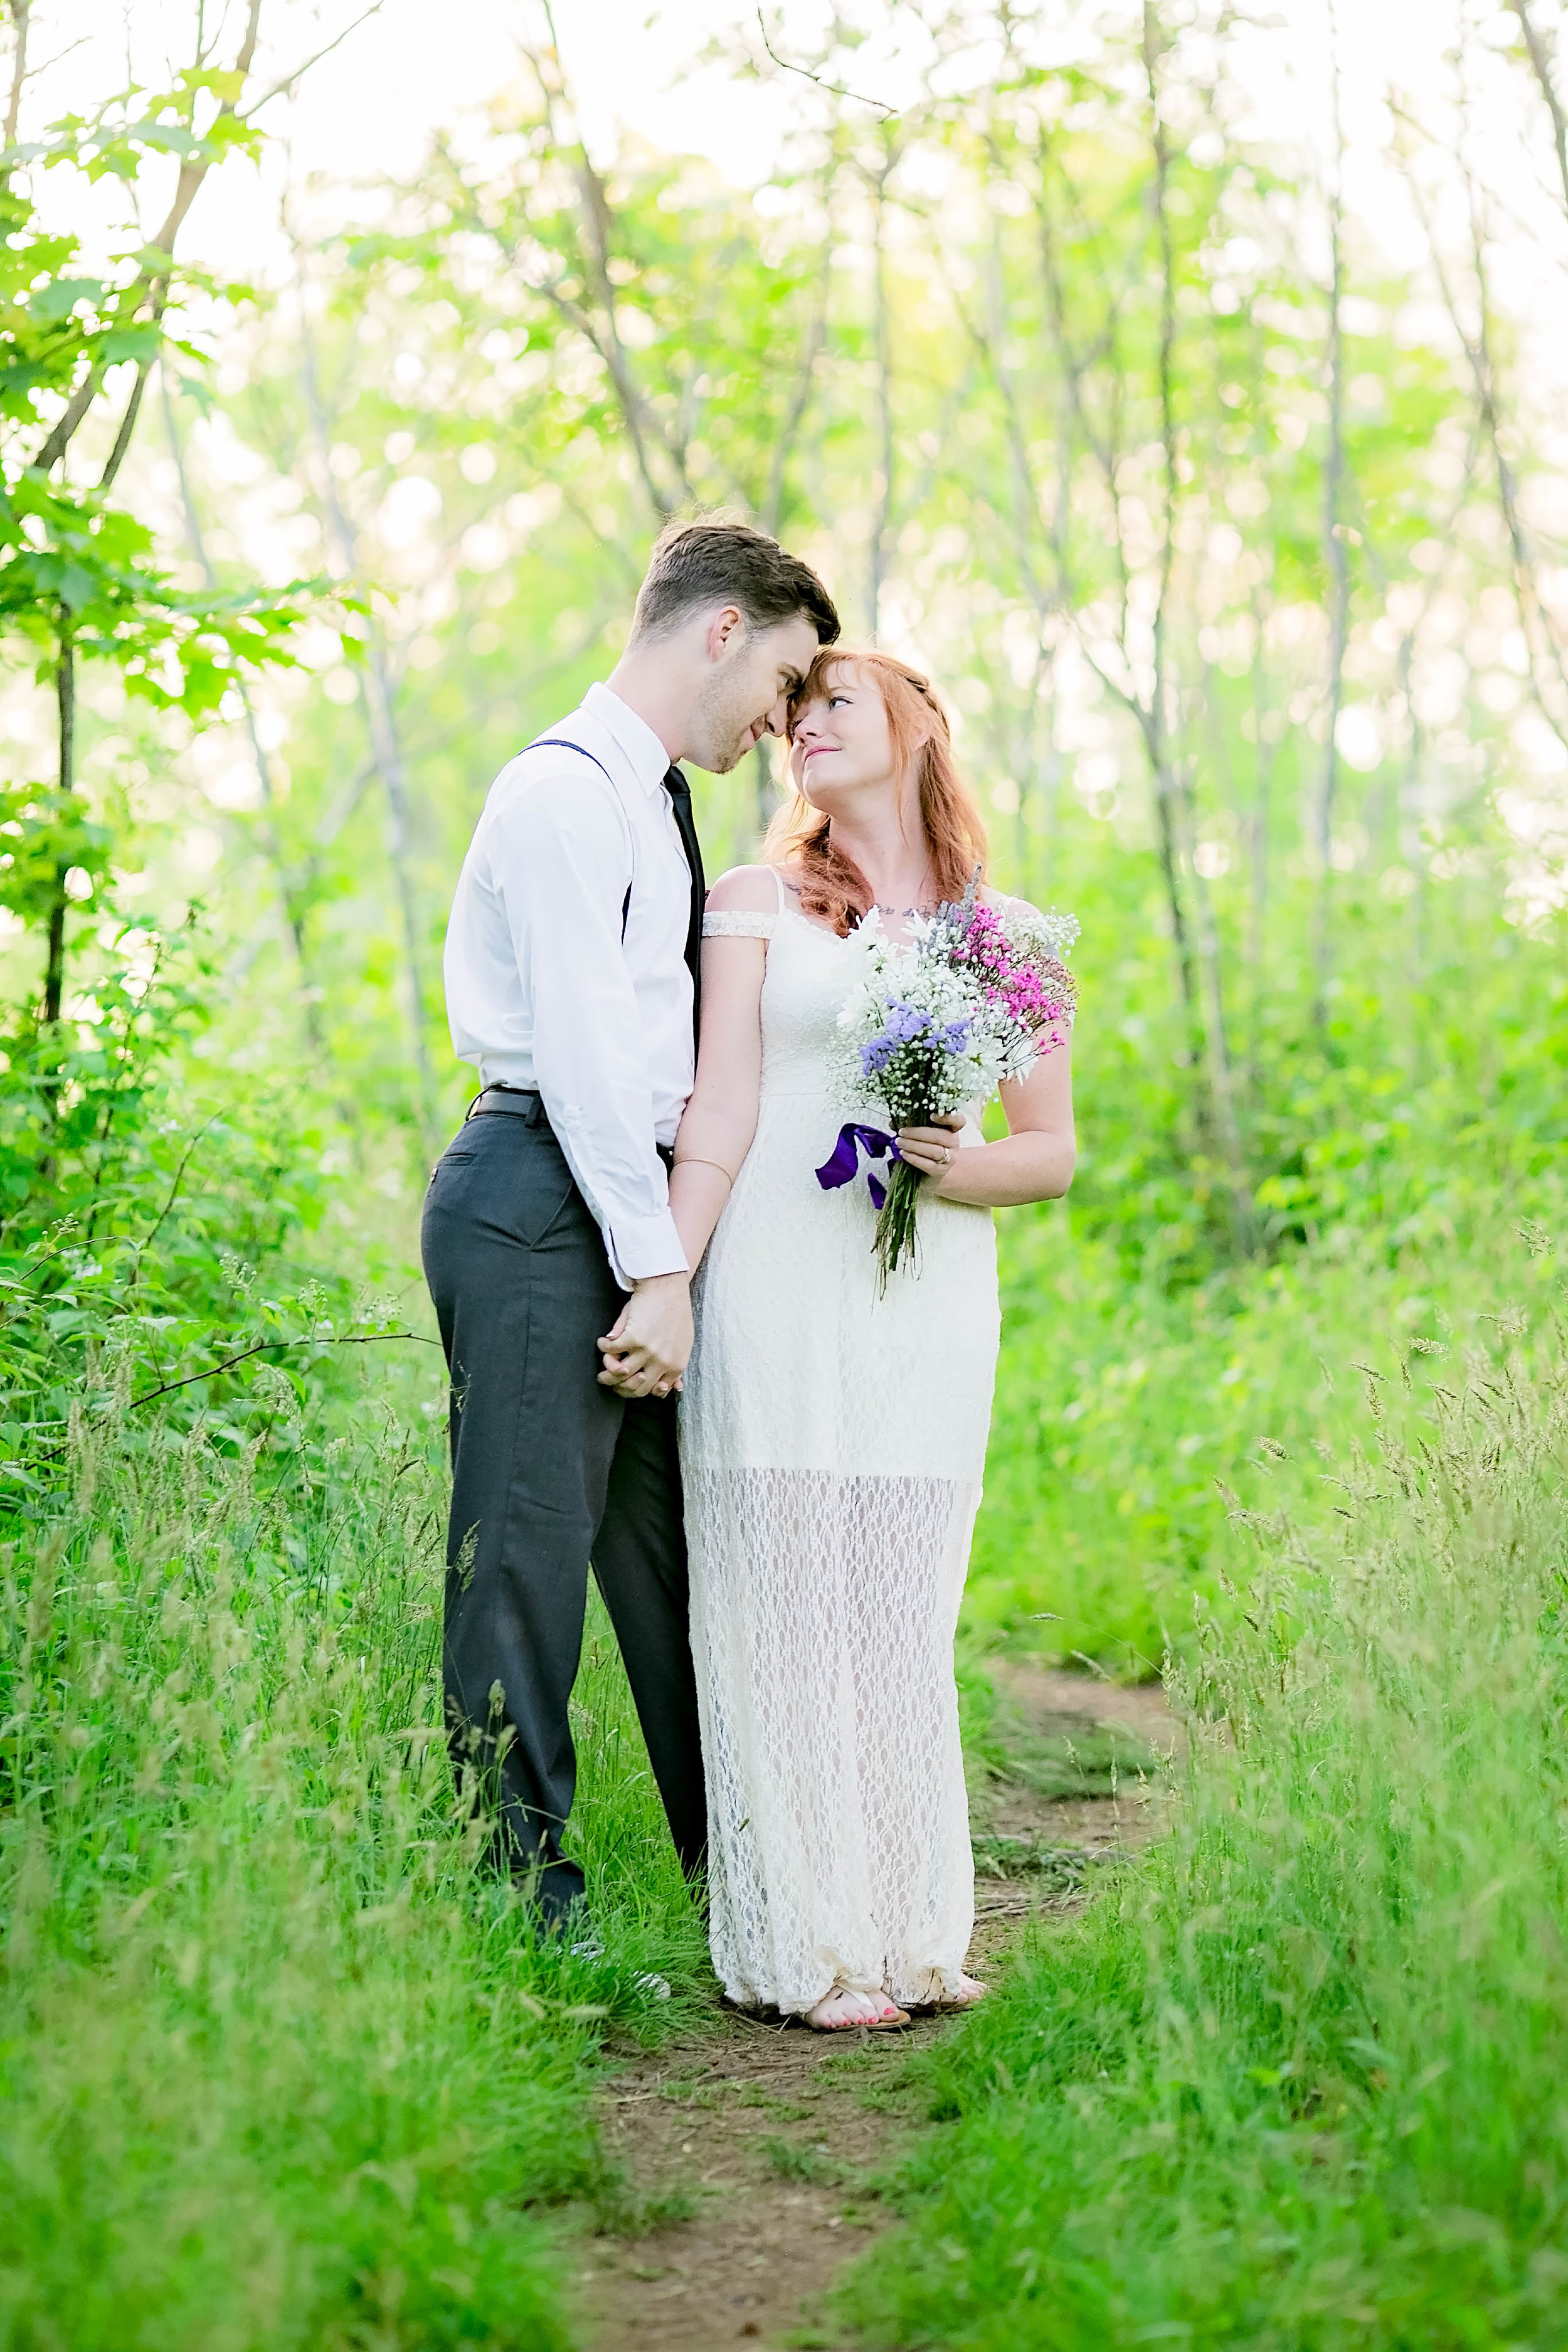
[679,869,1002,2014]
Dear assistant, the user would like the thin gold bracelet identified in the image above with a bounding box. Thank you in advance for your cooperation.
[672,1155,735,1187]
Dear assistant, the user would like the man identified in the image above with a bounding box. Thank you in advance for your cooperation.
[422,517,840,1924]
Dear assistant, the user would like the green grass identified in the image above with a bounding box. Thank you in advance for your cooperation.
[844,1239,1568,2349]
[6,1184,1567,2347]
[0,1397,706,2349]
[761,2135,842,2185]
[960,1665,1160,1799]
[970,1183,1568,1668]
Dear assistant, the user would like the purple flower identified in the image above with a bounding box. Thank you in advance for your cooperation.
[859,1000,973,1079]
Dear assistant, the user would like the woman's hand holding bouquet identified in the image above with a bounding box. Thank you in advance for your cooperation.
[815,873,1079,1287]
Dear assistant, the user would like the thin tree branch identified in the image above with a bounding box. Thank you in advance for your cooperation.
[753,8,897,115]
[97,358,151,492]
[130,1327,438,1409]
[134,1114,221,1267]
[237,0,384,118]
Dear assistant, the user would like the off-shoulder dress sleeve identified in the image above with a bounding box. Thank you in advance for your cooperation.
[702,911,776,939]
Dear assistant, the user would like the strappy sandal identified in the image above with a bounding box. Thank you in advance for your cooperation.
[928,1982,988,2013]
[804,1992,912,2033]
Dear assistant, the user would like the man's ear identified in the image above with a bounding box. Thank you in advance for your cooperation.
[704,603,746,662]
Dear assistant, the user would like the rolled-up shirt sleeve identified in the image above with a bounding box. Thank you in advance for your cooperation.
[491,768,688,1289]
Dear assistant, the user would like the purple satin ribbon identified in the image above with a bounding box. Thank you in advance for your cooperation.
[815,1122,902,1210]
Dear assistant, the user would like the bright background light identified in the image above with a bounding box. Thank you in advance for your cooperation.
[34,1,1566,295]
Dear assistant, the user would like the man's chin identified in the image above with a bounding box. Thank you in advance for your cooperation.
[704,736,757,776]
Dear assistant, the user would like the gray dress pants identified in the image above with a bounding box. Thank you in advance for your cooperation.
[420,1096,706,1920]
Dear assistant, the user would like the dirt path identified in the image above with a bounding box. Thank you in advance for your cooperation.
[573,1665,1177,2352]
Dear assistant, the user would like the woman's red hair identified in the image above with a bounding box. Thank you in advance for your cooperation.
[765,650,988,936]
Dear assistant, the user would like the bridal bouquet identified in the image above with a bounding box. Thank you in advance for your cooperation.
[816,877,1078,1286]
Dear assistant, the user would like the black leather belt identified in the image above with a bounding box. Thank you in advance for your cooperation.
[467,1084,540,1119]
[464,1086,674,1172]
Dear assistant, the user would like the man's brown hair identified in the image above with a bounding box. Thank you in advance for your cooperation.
[630,517,840,647]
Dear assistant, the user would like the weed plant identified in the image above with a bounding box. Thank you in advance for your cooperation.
[847,1240,1568,2349]
[0,1386,705,2349]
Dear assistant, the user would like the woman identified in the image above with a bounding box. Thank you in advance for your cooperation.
[667,650,1076,2032]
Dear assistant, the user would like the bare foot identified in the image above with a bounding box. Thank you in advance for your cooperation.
[943,1974,988,2009]
[805,1987,902,2032]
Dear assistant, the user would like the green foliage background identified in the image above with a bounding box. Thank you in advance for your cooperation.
[1,1,1567,2345]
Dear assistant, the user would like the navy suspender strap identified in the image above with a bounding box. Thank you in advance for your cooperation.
[529,738,632,939]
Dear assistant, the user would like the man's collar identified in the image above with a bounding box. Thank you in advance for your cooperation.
[585,681,675,796]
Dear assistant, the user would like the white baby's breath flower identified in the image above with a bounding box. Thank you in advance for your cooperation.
[1005,903,1079,962]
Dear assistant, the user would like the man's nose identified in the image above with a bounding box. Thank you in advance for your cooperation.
[763,691,793,736]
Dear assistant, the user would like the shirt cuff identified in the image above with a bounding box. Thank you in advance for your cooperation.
[603,1208,690,1291]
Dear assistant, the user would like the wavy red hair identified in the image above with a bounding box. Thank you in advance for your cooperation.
[765,650,988,936]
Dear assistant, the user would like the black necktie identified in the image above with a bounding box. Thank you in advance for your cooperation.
[663,763,705,1049]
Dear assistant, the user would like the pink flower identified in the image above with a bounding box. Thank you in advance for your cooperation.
[945,901,1076,1049]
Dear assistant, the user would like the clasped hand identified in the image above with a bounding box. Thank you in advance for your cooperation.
[894,1109,966,1182]
[598,1269,693,1400]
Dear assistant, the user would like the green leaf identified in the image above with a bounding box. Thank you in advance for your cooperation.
[26,277,105,323]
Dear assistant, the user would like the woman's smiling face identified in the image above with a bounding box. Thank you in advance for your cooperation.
[788,662,898,809]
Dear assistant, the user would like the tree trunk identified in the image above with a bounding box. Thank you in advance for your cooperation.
[3,0,30,154]
[1510,0,1568,219]
[868,157,896,636]
[1143,0,1253,1244]
[43,621,73,1030]
[358,638,440,1121]
[1313,65,1350,1030]
[293,267,438,1138]
[1247,607,1276,1086]
[1143,8,1198,1029]
[160,367,326,1052]
[1172,761,1255,1252]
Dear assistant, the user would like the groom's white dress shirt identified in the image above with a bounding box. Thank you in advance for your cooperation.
[443,681,694,1290]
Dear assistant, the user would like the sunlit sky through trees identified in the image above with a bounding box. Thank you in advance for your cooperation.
[13,0,1568,1165]
[44,2,1568,309]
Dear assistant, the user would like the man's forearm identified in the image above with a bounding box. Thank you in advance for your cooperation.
[530,1073,688,1288]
